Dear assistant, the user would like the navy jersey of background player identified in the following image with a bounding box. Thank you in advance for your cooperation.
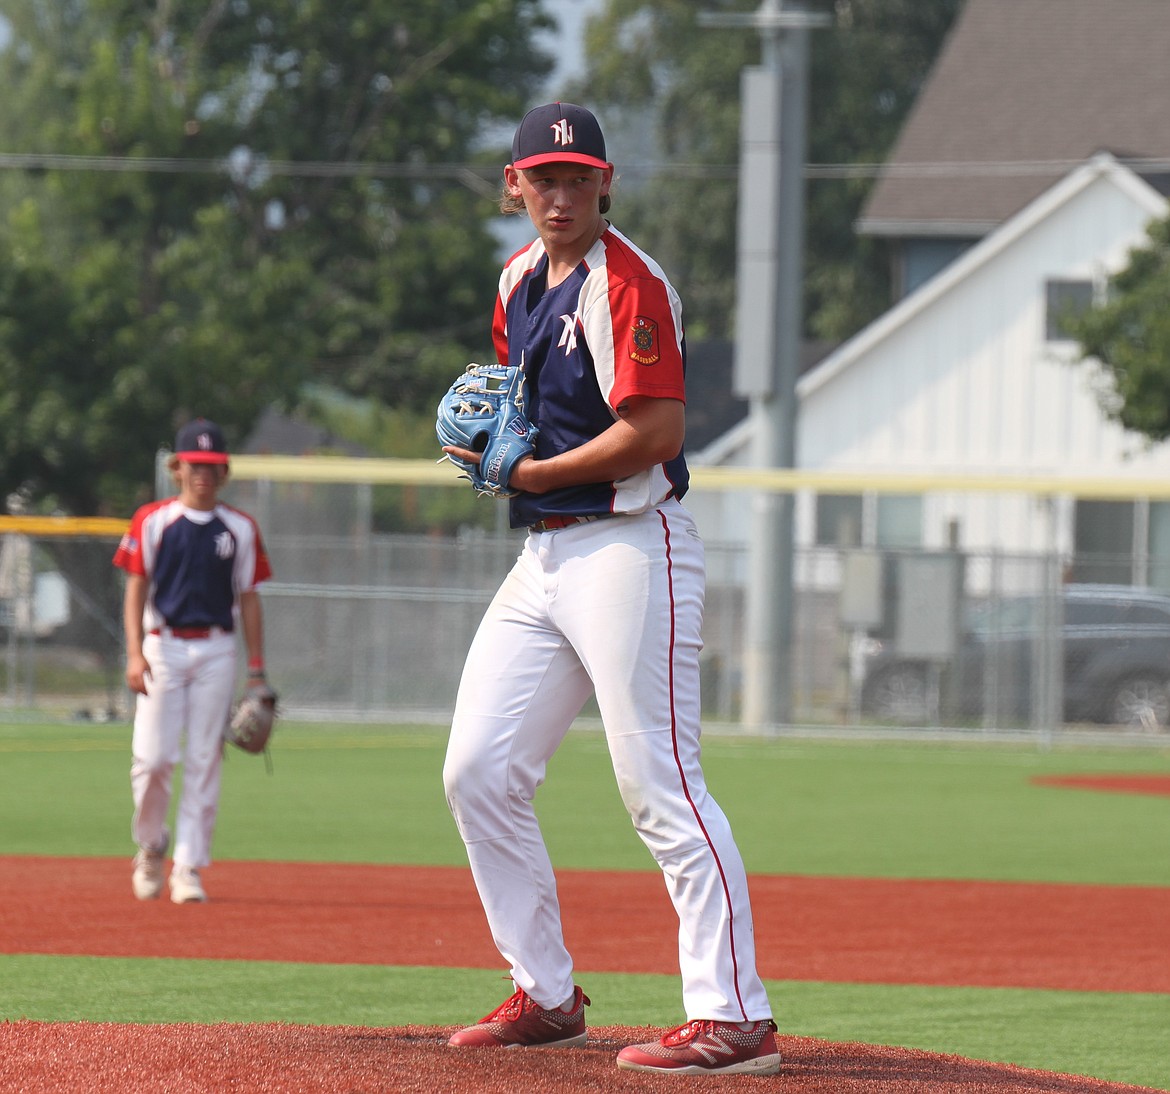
[493,224,690,529]
[114,501,271,633]
[152,511,239,629]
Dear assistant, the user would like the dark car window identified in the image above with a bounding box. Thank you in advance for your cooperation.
[967,591,1170,634]
[1064,596,1170,626]
[1064,601,1124,626]
[1124,603,1170,624]
[966,598,1037,634]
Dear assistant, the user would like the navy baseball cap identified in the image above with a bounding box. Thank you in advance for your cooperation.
[174,418,229,465]
[511,102,609,170]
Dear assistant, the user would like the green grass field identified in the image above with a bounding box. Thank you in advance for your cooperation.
[2,722,1169,1089]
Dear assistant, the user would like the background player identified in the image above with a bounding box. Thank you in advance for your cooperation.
[113,417,273,904]
[441,102,779,1075]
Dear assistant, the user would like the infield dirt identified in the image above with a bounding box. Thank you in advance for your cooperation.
[4,856,1169,993]
[3,854,1170,1091]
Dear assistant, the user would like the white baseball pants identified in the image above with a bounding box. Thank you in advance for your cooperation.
[444,499,772,1022]
[130,630,236,869]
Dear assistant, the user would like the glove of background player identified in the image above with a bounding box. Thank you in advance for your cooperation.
[435,364,538,498]
[225,680,278,755]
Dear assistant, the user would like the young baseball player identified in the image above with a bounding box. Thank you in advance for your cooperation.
[441,103,779,1075]
[113,418,273,904]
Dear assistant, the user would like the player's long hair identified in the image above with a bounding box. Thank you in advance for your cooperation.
[499,186,611,216]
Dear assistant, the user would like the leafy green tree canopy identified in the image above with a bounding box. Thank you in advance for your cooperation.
[0,0,552,515]
[1071,213,1170,441]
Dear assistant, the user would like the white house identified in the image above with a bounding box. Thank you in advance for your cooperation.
[691,0,1170,589]
[693,155,1170,576]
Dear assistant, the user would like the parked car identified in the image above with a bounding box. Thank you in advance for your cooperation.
[859,584,1170,729]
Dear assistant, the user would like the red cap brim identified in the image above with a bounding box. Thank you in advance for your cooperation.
[175,451,229,465]
[513,151,610,170]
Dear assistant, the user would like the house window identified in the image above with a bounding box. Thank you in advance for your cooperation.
[1045,279,1093,341]
[876,495,922,548]
[1069,499,1170,589]
[815,493,923,548]
[1071,499,1133,584]
[816,494,863,547]
[1145,502,1170,592]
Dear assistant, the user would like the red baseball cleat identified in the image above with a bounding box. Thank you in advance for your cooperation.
[447,986,590,1048]
[616,1018,781,1075]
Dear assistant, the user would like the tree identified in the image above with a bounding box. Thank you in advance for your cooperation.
[1071,214,1170,441]
[567,0,962,341]
[0,0,553,516]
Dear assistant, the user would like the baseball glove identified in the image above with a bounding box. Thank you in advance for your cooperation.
[225,682,278,756]
[436,363,538,498]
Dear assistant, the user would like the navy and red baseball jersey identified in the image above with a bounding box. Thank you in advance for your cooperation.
[493,225,690,529]
[113,499,272,632]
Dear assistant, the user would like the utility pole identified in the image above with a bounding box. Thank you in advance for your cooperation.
[699,0,829,729]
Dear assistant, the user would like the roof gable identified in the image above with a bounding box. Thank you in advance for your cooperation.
[860,0,1170,237]
[696,156,1166,466]
[809,156,1165,397]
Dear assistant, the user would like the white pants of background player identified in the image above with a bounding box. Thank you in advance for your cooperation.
[130,630,236,869]
[444,498,773,1023]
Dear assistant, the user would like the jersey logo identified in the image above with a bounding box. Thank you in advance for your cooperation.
[214,530,235,560]
[630,316,660,365]
[557,312,579,355]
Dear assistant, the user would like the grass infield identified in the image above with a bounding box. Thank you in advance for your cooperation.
[1,722,1168,1088]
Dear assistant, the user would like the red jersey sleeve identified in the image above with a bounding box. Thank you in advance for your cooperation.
[111,502,163,576]
[604,273,686,410]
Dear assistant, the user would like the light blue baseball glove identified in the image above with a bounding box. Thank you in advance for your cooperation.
[436,364,539,498]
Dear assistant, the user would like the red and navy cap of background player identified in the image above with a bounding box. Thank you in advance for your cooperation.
[174,418,229,465]
[510,102,609,170]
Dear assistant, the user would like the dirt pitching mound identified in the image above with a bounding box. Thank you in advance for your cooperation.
[1,1021,1163,1094]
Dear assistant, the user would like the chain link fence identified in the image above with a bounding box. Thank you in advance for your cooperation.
[4,501,1170,742]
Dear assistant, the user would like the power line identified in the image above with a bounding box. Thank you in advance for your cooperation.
[2,151,1168,181]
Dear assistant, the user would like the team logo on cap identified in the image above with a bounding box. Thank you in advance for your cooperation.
[196,432,214,451]
[550,118,574,148]
[630,317,660,365]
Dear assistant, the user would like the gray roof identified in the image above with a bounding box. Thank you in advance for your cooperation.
[859,0,1170,238]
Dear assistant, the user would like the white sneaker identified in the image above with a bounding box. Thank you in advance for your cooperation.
[169,865,208,904]
[131,848,166,900]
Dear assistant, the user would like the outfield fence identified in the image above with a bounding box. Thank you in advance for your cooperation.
[4,458,1170,743]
